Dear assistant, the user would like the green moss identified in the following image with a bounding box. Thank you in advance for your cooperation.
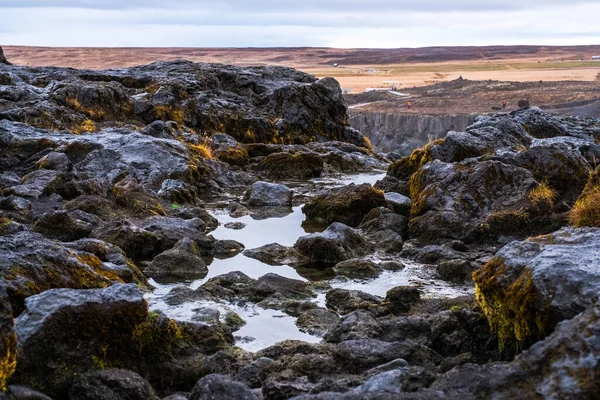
[473,257,552,353]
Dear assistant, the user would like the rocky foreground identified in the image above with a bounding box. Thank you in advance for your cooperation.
[0,49,599,399]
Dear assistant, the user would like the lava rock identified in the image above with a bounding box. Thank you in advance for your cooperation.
[333,258,382,279]
[243,243,303,266]
[295,223,372,265]
[302,184,387,228]
[243,181,293,207]
[144,237,208,282]
[68,369,160,400]
[188,374,257,400]
[385,286,421,315]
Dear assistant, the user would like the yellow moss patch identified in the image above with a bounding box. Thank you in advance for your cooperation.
[388,139,444,180]
[569,168,600,227]
[0,333,17,391]
[473,257,551,353]
[71,119,96,135]
[154,105,185,125]
[529,181,557,208]
[65,97,106,121]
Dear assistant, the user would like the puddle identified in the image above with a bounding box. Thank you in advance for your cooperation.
[146,172,472,352]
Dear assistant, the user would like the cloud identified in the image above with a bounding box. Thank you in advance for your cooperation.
[1,1,599,47]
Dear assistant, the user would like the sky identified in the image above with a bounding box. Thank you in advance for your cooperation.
[1,0,599,48]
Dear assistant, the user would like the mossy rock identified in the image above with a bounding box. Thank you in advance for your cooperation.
[215,147,249,167]
[12,284,234,397]
[387,139,444,181]
[474,228,600,354]
[302,183,386,228]
[473,257,553,354]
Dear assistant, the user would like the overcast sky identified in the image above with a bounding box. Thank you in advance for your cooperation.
[1,1,599,48]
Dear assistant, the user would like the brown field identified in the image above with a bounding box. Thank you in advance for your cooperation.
[4,45,600,92]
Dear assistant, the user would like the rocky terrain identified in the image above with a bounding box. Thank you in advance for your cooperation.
[0,46,599,399]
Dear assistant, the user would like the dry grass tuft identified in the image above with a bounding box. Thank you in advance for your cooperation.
[188,143,213,160]
[569,186,600,227]
[528,181,557,207]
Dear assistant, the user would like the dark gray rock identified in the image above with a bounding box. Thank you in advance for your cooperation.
[325,289,383,315]
[473,226,600,350]
[324,310,382,343]
[35,151,73,172]
[33,210,93,241]
[144,237,208,282]
[333,258,382,279]
[436,259,477,283]
[243,243,303,266]
[409,159,536,241]
[432,298,600,399]
[68,369,160,400]
[295,223,372,265]
[384,192,412,216]
[243,181,293,207]
[385,286,421,315]
[296,308,341,337]
[6,385,52,400]
[189,374,257,400]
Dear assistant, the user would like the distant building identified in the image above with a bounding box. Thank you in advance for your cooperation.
[382,80,400,90]
[332,63,339,67]
[593,56,600,60]
[342,88,352,94]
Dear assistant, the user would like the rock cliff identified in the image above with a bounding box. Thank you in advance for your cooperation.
[349,111,475,155]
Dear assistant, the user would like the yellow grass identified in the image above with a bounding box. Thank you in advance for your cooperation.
[569,186,600,227]
[187,143,213,160]
[528,182,558,207]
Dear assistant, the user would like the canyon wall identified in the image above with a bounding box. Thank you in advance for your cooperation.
[349,111,476,155]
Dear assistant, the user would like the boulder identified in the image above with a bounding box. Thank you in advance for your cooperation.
[325,289,383,315]
[296,308,341,337]
[210,134,249,167]
[144,237,208,282]
[333,259,382,279]
[294,223,372,265]
[35,151,73,172]
[385,286,421,315]
[243,181,293,207]
[409,159,537,241]
[68,369,160,400]
[384,192,412,216]
[332,339,441,372]
[473,227,600,352]
[13,284,233,397]
[33,210,93,242]
[188,374,257,400]
[432,299,600,399]
[436,259,477,283]
[0,232,141,314]
[303,184,387,228]
[324,310,382,343]
[253,152,324,179]
[243,243,303,266]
